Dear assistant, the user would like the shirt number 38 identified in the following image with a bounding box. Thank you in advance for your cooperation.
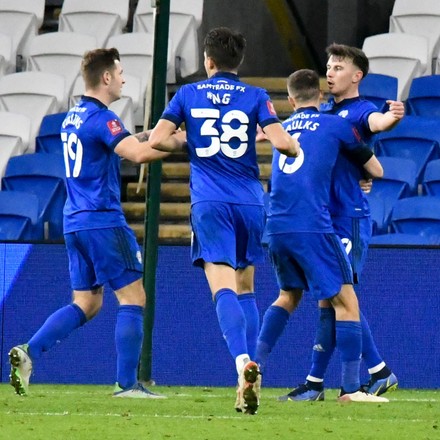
[191,108,249,158]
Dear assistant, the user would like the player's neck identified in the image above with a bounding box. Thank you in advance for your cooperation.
[333,91,359,103]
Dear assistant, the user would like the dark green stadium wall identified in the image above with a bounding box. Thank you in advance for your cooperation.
[198,0,395,76]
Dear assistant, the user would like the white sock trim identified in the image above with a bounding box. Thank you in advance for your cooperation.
[368,361,386,375]
[306,375,324,383]
[235,354,250,375]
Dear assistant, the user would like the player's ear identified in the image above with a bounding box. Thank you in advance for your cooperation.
[288,95,296,110]
[352,69,363,84]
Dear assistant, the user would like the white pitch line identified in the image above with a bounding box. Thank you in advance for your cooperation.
[2,411,436,423]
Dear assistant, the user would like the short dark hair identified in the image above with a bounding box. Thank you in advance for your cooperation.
[287,69,320,102]
[81,48,120,89]
[203,27,246,70]
[326,43,369,78]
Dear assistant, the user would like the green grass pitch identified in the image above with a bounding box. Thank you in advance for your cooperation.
[0,384,438,439]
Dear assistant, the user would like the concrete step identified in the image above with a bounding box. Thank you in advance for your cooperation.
[127,182,190,201]
[124,201,191,221]
[131,222,191,242]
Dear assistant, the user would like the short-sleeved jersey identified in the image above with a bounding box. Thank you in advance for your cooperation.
[320,97,378,217]
[266,107,364,235]
[160,72,280,206]
[61,96,131,233]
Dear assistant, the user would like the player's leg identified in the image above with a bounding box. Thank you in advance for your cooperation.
[335,216,398,395]
[278,298,334,402]
[236,266,259,361]
[256,288,302,374]
[9,231,97,396]
[234,204,265,361]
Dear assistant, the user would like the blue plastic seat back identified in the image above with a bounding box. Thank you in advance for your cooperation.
[370,233,438,245]
[373,116,440,183]
[366,194,386,234]
[422,159,440,196]
[0,190,42,240]
[35,111,67,154]
[2,153,66,239]
[406,75,440,118]
[390,196,440,239]
[359,73,398,112]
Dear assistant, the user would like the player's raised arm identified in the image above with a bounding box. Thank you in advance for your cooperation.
[368,99,405,133]
[149,119,186,152]
[264,122,300,157]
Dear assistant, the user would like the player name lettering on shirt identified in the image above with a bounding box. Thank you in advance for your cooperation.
[285,119,319,132]
[62,113,84,129]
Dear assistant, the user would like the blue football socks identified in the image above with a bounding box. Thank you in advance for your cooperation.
[360,311,384,370]
[308,307,336,380]
[255,305,290,373]
[238,293,259,360]
[215,288,248,359]
[115,305,144,390]
[28,303,87,360]
[336,320,362,393]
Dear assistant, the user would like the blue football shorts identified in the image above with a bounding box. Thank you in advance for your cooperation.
[332,215,372,283]
[190,201,265,269]
[268,231,353,301]
[65,226,143,291]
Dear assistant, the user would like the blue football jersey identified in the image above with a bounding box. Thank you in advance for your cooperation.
[266,107,364,234]
[160,72,280,206]
[321,97,378,217]
[61,96,131,233]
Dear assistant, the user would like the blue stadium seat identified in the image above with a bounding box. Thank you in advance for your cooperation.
[2,153,66,240]
[422,159,440,196]
[359,73,398,113]
[35,112,67,154]
[390,196,440,241]
[369,232,438,245]
[373,116,440,184]
[406,75,440,117]
[368,156,418,232]
[366,194,387,235]
[0,190,41,240]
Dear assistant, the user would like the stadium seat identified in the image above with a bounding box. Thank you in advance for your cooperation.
[369,232,438,245]
[35,112,68,155]
[366,194,387,235]
[367,157,417,233]
[0,190,41,241]
[133,0,204,83]
[0,112,32,181]
[59,0,130,48]
[0,0,45,71]
[362,33,429,100]
[406,75,440,118]
[2,153,67,240]
[422,159,440,196]
[359,73,398,113]
[390,196,440,241]
[27,32,98,108]
[0,72,65,153]
[389,0,440,74]
[0,33,13,76]
[70,74,140,134]
[373,116,440,185]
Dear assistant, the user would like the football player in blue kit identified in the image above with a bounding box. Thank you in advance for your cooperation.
[9,48,182,398]
[149,27,300,414]
[262,68,388,402]
[276,44,404,402]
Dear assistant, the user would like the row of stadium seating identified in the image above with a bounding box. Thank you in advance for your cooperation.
[361,0,440,100]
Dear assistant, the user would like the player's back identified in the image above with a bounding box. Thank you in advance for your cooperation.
[61,96,130,232]
[164,72,279,206]
[268,108,362,234]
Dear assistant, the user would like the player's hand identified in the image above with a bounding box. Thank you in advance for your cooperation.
[386,100,405,121]
[359,178,373,193]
